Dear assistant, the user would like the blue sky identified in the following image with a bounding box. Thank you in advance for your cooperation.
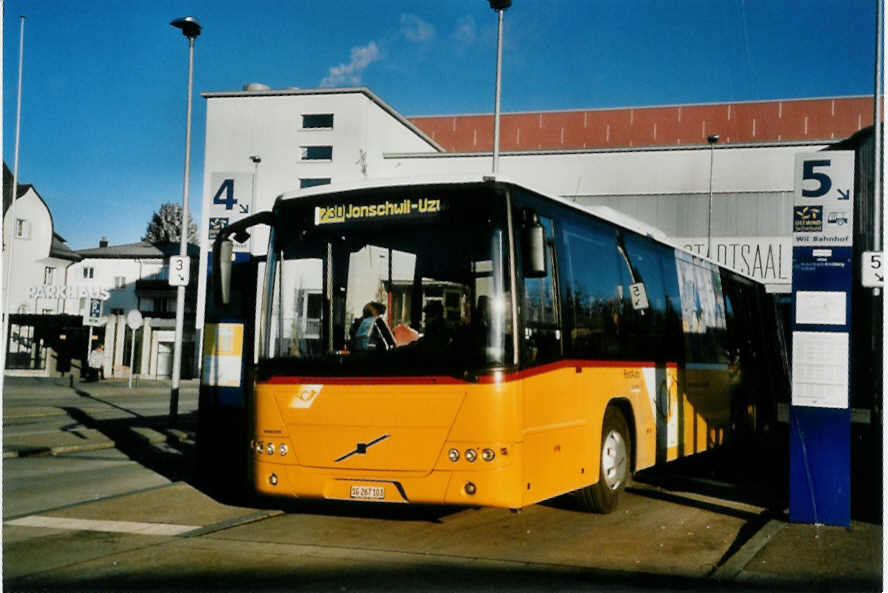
[2,0,880,249]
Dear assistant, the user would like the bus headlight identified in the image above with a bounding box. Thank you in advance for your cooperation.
[464,448,478,463]
[448,448,460,462]
[266,442,275,456]
[279,444,288,456]
[481,448,496,462]
[256,441,264,454]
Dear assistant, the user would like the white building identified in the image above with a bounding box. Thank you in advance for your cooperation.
[198,87,874,327]
[70,240,199,379]
[3,164,83,375]
[3,164,199,378]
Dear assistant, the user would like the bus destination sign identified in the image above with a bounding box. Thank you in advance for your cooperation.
[315,197,442,226]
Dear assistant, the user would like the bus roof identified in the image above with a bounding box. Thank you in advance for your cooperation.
[275,174,758,283]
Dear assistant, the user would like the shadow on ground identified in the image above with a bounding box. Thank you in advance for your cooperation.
[6,557,880,593]
[61,382,882,530]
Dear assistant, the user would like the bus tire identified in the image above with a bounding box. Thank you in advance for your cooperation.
[579,406,630,514]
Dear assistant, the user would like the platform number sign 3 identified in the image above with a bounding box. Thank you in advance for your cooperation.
[169,256,190,287]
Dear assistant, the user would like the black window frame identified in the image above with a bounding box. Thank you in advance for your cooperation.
[302,113,334,129]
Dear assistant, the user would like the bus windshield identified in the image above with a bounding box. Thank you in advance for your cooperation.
[259,184,513,378]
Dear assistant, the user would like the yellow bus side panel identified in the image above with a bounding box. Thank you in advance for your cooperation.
[252,362,734,510]
[520,364,659,507]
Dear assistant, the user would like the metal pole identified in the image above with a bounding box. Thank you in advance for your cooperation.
[707,142,715,258]
[11,16,25,214]
[170,36,196,422]
[86,326,93,379]
[492,8,504,174]
[2,16,25,377]
[129,328,136,389]
[250,156,261,254]
[874,0,883,252]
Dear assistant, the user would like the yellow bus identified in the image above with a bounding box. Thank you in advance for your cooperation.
[201,176,787,513]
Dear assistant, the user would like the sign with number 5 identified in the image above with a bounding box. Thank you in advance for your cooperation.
[793,152,854,247]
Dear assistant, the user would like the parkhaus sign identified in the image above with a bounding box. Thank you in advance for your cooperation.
[29,284,111,300]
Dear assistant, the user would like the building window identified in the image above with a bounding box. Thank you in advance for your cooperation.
[300,145,333,161]
[302,113,334,129]
[44,267,55,285]
[83,266,94,279]
[14,218,30,239]
[6,323,46,370]
[300,178,332,189]
[114,276,126,289]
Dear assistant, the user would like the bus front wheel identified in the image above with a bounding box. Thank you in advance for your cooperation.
[579,406,630,513]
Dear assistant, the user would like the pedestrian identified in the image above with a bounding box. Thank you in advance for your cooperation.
[88,344,105,381]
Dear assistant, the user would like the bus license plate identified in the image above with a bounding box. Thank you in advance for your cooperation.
[350,485,385,500]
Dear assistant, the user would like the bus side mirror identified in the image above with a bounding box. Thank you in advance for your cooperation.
[522,219,547,278]
[218,239,234,305]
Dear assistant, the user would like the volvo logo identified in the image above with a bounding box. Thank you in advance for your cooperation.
[334,434,390,462]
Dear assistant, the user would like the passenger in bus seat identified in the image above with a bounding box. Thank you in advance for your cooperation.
[350,302,395,352]
[420,301,453,349]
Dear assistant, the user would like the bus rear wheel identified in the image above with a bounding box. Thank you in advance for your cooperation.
[579,406,630,513]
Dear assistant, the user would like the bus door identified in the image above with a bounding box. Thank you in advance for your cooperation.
[520,214,586,502]
[197,252,259,502]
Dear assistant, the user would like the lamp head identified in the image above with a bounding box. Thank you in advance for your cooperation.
[171,16,202,39]
[707,134,720,144]
[488,0,512,10]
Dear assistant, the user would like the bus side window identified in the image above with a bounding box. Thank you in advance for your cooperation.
[560,220,622,359]
[521,217,560,365]
[621,235,677,362]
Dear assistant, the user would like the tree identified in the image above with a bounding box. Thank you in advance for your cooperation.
[142,202,198,243]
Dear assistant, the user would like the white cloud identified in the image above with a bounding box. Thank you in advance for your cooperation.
[400,14,435,43]
[320,42,381,87]
[452,15,478,46]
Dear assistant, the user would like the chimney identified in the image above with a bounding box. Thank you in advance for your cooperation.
[99,237,108,248]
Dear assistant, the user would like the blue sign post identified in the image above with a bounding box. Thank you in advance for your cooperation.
[789,152,854,526]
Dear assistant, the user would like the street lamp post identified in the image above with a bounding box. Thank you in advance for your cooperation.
[249,156,261,254]
[169,16,201,423]
[706,134,719,259]
[488,0,511,175]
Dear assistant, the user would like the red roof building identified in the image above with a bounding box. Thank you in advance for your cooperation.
[409,96,878,152]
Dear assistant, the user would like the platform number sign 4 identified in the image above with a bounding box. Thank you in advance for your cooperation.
[169,256,190,287]
[209,173,255,253]
[212,177,251,214]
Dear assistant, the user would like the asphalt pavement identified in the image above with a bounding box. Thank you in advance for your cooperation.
[2,375,883,591]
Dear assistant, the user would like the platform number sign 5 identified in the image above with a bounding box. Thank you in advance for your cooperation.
[793,152,854,248]
[862,251,883,287]
[801,160,832,198]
